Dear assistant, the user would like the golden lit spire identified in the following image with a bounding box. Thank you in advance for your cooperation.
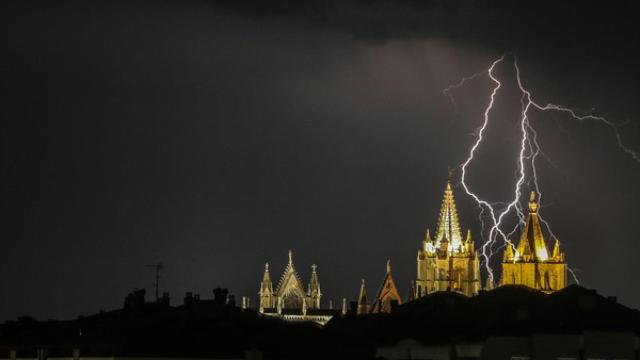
[504,242,514,261]
[386,259,392,274]
[465,229,473,252]
[516,192,549,261]
[500,190,567,293]
[435,177,463,252]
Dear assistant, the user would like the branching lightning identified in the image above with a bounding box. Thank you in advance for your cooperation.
[444,53,640,287]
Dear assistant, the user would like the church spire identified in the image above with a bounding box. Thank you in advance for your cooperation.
[357,279,369,315]
[516,192,549,262]
[435,177,463,252]
[501,189,567,293]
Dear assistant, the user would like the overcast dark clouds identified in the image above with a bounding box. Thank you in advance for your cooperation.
[2,0,640,321]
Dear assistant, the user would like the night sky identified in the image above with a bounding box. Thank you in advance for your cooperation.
[3,0,640,321]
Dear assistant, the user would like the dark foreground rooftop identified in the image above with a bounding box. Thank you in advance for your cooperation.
[0,285,637,359]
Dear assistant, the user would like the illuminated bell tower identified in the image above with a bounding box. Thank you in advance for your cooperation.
[500,192,567,293]
[415,177,481,297]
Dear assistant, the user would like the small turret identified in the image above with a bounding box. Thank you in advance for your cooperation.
[520,234,533,261]
[421,228,435,257]
[357,279,369,315]
[465,229,474,252]
[259,262,274,311]
[504,242,514,262]
[551,238,563,261]
[308,264,322,309]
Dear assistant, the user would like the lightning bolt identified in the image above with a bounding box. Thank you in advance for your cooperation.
[445,53,639,287]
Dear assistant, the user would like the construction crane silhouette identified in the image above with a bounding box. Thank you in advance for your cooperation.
[145,262,163,302]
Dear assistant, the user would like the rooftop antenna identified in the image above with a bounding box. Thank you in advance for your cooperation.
[145,262,163,302]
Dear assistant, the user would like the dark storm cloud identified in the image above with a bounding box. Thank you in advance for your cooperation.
[1,0,640,322]
[211,0,638,48]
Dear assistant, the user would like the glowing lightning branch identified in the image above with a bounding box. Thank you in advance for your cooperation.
[445,53,640,287]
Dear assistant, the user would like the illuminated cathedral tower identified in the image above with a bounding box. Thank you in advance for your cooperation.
[501,192,567,293]
[415,178,481,297]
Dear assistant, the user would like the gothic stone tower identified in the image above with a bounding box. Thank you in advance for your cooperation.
[501,192,567,293]
[416,179,481,297]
